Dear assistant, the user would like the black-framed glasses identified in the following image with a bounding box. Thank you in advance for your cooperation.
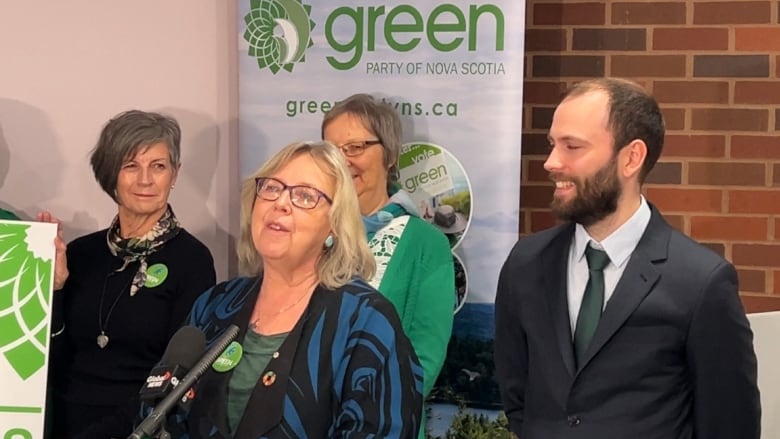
[336,139,382,157]
[255,177,332,210]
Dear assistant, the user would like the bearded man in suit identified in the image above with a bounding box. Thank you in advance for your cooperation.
[494,78,760,439]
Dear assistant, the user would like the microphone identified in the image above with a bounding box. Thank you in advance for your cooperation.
[128,324,240,439]
[139,326,205,402]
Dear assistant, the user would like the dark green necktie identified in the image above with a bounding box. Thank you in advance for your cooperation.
[574,245,610,366]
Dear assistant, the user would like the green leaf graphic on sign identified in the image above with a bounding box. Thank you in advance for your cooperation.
[243,0,315,74]
[0,223,52,380]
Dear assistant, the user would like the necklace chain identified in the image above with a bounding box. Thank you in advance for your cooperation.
[250,289,312,329]
[97,272,133,349]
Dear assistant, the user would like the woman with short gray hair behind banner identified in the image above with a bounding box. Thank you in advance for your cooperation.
[323,93,456,438]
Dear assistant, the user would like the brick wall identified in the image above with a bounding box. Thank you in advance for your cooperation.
[521,0,780,312]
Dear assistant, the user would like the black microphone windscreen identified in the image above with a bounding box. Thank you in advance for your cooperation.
[139,326,207,402]
[161,326,206,369]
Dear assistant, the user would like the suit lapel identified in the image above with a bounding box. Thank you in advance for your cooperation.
[543,224,577,377]
[576,207,670,372]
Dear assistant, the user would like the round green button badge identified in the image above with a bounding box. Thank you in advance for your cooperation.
[144,263,169,288]
[213,341,243,372]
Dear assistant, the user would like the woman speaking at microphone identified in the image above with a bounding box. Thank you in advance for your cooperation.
[154,141,422,438]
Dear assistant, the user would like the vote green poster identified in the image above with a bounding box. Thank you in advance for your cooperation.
[238,1,524,435]
[0,220,56,439]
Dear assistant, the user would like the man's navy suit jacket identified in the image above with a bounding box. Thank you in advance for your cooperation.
[495,206,761,439]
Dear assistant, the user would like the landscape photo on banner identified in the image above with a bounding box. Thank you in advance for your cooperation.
[237,1,525,435]
[0,220,56,439]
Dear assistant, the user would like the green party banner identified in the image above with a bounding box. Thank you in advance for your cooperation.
[238,1,524,435]
[0,220,56,439]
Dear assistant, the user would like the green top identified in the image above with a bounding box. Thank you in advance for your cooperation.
[368,209,455,398]
[0,207,19,220]
[227,330,288,434]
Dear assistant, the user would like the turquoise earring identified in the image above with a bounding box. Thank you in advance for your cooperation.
[324,235,334,248]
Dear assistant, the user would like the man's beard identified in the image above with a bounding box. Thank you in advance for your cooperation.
[550,158,621,226]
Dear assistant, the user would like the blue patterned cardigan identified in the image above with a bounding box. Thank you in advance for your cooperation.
[155,276,423,438]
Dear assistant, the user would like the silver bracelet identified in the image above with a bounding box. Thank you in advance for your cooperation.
[51,325,65,338]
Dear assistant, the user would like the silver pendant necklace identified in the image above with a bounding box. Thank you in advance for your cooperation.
[97,332,109,349]
[97,273,132,349]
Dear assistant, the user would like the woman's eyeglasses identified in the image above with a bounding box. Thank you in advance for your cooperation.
[255,177,332,210]
[336,139,382,157]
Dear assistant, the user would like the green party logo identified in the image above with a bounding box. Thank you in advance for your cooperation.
[213,341,243,372]
[243,2,507,72]
[0,223,52,380]
[144,263,168,288]
[243,0,315,74]
[324,4,505,70]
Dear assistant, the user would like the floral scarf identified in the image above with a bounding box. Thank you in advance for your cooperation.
[106,205,181,296]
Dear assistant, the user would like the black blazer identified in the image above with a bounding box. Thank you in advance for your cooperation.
[494,206,760,439]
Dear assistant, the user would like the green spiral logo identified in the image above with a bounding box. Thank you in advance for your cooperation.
[243,0,315,74]
[0,223,52,380]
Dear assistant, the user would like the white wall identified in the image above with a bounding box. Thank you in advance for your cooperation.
[748,311,780,439]
[0,1,239,278]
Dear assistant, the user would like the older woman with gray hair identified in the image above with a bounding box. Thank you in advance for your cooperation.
[48,110,215,438]
[147,140,422,438]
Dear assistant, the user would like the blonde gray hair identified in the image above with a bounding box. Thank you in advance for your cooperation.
[237,141,376,289]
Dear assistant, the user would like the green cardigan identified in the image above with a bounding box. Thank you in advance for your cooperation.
[368,212,455,398]
[0,207,19,220]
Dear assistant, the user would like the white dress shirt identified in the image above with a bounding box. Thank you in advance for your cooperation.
[566,196,652,336]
